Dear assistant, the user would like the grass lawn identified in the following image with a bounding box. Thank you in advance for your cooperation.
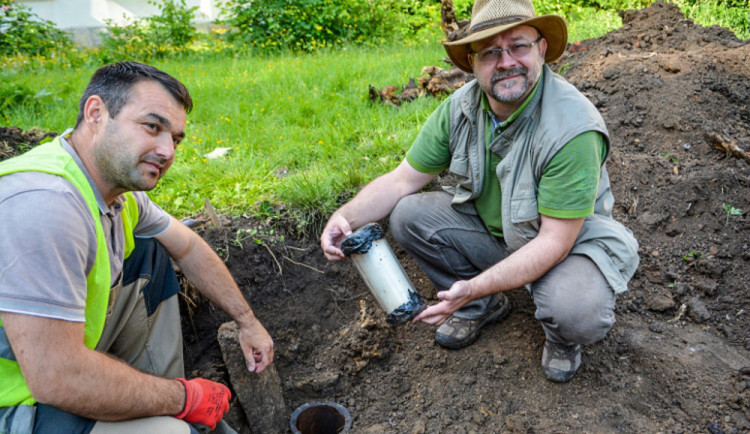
[2,0,745,228]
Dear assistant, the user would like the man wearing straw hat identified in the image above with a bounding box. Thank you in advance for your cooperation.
[321,0,638,383]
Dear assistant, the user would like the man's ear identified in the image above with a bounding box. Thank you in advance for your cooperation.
[539,37,548,61]
[468,53,475,70]
[82,95,107,131]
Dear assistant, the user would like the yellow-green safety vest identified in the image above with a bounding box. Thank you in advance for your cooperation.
[0,136,139,407]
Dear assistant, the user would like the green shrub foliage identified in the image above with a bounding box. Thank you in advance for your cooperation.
[99,0,199,60]
[0,1,72,56]
[218,0,439,52]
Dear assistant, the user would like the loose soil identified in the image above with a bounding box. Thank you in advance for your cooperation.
[2,3,749,432]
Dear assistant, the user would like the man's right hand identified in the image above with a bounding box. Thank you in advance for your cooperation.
[320,214,353,261]
[174,378,230,430]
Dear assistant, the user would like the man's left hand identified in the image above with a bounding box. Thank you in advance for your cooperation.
[238,319,274,373]
[413,280,473,325]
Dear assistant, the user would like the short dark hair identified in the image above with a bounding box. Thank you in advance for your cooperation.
[74,61,193,127]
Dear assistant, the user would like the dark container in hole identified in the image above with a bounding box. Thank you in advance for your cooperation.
[290,402,352,434]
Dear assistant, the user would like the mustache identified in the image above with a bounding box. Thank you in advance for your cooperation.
[491,67,528,82]
[141,155,168,168]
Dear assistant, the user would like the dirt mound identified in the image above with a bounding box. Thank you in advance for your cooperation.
[0,127,57,161]
[560,0,750,343]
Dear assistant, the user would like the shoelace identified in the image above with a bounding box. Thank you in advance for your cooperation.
[549,344,579,360]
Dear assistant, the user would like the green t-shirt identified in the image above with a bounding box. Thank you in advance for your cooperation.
[405,80,607,237]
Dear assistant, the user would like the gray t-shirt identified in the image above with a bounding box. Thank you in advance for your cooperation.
[0,137,171,322]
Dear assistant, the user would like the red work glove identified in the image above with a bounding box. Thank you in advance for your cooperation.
[174,378,231,430]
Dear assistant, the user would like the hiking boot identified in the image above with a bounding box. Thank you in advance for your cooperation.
[435,294,511,349]
[542,340,582,383]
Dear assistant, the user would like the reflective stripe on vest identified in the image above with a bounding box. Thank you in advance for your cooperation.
[0,136,139,407]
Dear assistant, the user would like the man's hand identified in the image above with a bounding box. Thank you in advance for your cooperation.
[157,218,275,373]
[174,378,230,430]
[413,280,473,325]
[319,161,436,262]
[238,318,274,373]
[320,214,352,261]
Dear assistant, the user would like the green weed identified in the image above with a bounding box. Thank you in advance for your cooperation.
[722,202,743,226]
[683,251,704,261]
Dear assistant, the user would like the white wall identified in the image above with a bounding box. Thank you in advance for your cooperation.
[16,0,221,46]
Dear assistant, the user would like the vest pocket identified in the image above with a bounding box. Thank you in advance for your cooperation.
[510,195,539,223]
[448,154,472,191]
[448,153,470,177]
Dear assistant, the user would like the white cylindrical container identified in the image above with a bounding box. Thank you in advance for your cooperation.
[341,223,426,325]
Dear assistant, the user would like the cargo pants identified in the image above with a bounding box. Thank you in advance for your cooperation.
[389,191,617,346]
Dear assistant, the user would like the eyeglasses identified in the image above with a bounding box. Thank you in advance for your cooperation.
[473,37,542,63]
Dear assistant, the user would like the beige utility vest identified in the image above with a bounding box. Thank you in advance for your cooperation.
[444,66,639,293]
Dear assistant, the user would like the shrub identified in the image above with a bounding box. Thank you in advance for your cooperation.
[218,0,440,52]
[0,1,72,56]
[98,0,199,61]
[147,0,200,46]
[674,0,750,39]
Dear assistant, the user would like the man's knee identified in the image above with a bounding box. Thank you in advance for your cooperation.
[90,416,194,434]
[546,298,615,345]
[390,194,421,245]
[390,192,452,246]
[533,255,616,345]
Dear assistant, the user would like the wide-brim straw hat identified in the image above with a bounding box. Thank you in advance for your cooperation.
[444,0,568,73]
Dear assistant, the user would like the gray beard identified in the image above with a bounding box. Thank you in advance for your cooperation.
[488,67,529,103]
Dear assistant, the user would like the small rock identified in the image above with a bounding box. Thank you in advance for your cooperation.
[718,324,734,340]
[360,423,393,433]
[471,410,485,424]
[659,57,682,73]
[707,422,724,434]
[665,223,682,237]
[411,419,426,434]
[735,380,748,393]
[687,296,711,323]
[698,281,718,296]
[649,322,665,333]
[638,211,669,227]
[647,293,676,312]
[731,411,750,430]
[602,67,619,80]
[673,282,689,297]
[665,266,679,280]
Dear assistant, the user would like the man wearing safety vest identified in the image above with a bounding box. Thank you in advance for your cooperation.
[0,62,273,433]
